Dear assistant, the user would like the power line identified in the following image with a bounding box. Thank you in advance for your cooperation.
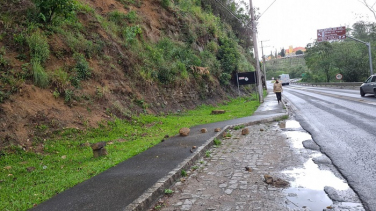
[258,0,277,20]
[211,0,243,23]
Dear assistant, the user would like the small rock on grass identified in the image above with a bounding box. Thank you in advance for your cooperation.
[91,141,106,150]
[27,167,36,172]
[211,110,226,115]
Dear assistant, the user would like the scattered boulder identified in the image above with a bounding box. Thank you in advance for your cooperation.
[91,141,106,150]
[260,128,264,131]
[273,178,289,188]
[264,174,273,184]
[164,134,170,139]
[263,174,289,188]
[179,128,190,136]
[201,128,207,133]
[214,128,221,132]
[241,128,249,135]
[211,110,226,115]
[244,166,252,172]
[91,141,108,158]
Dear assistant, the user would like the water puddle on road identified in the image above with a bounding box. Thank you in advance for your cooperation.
[279,120,364,211]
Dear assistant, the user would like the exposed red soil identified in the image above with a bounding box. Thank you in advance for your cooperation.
[0,0,239,151]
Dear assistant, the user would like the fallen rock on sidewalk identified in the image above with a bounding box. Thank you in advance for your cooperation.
[179,128,190,136]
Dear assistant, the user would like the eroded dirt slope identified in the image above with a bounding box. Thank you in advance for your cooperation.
[0,0,242,151]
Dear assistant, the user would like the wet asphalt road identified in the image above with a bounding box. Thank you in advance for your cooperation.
[282,83,376,211]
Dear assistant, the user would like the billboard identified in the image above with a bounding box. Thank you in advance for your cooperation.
[317,26,346,42]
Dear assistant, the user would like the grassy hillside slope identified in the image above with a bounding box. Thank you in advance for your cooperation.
[0,0,258,209]
[0,0,255,150]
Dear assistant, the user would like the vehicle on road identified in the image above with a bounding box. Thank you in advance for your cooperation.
[360,74,376,97]
[279,74,290,86]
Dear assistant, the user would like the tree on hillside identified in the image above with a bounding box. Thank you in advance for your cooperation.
[280,48,285,57]
[296,50,304,55]
[32,0,74,23]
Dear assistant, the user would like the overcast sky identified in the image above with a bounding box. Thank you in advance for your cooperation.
[250,0,374,57]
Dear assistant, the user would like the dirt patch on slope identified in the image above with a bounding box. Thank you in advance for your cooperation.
[0,0,242,151]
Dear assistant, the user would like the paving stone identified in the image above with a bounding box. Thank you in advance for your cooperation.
[152,123,364,211]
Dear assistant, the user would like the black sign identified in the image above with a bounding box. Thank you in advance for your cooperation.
[237,72,257,85]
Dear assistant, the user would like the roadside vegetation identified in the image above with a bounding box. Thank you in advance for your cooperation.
[264,21,376,83]
[0,95,259,210]
[0,0,263,209]
[0,0,255,103]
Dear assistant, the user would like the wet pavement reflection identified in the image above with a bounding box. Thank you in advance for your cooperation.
[279,120,364,211]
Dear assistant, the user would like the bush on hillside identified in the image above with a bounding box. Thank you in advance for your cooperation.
[217,37,240,74]
[32,62,49,88]
[26,31,50,64]
[32,0,75,23]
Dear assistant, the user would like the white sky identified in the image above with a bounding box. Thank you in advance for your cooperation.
[250,0,374,57]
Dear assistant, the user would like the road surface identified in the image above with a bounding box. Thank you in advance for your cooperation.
[282,83,376,211]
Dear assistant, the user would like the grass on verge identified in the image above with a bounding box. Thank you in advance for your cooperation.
[0,96,260,210]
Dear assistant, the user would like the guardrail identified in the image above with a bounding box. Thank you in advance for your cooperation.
[291,82,363,89]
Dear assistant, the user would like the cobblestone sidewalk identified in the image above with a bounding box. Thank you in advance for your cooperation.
[150,121,365,211]
[151,122,304,211]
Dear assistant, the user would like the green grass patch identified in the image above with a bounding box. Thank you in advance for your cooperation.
[233,125,245,130]
[164,189,173,194]
[213,138,221,146]
[0,96,259,210]
[181,169,187,177]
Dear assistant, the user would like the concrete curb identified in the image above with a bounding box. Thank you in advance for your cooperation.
[124,112,288,211]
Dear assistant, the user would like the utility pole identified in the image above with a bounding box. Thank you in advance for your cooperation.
[260,40,269,90]
[249,0,264,103]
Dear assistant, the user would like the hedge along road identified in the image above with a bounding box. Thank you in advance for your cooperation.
[282,83,376,210]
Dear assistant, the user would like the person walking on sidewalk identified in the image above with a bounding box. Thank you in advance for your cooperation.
[273,79,283,103]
